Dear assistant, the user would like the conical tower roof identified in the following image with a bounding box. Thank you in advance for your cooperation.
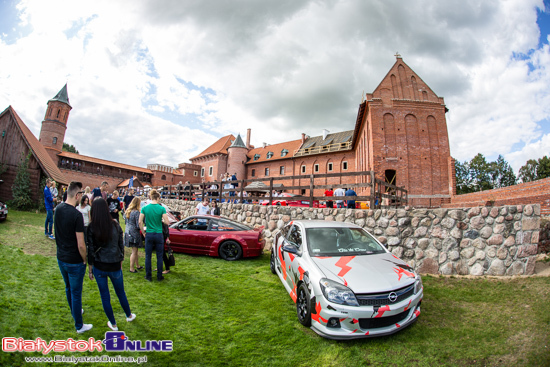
[229,134,247,149]
[48,84,71,107]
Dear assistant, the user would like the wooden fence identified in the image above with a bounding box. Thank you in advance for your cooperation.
[154,171,407,209]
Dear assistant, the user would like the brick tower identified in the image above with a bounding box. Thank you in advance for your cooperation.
[39,84,72,162]
[227,134,248,182]
[355,55,452,206]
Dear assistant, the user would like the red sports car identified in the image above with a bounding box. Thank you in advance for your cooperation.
[168,215,264,260]
[261,192,326,208]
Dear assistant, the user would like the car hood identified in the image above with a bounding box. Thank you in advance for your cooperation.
[311,253,416,294]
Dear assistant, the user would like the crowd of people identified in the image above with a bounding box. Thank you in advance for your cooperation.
[44,180,174,334]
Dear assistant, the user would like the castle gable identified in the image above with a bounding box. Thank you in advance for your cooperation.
[368,57,444,105]
[190,134,235,161]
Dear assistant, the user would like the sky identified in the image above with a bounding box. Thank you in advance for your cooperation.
[0,0,549,174]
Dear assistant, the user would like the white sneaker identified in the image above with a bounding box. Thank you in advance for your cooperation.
[107,321,118,331]
[81,308,84,315]
[76,324,93,334]
[126,313,136,322]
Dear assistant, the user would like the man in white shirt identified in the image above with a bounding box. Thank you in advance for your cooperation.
[334,187,346,208]
[196,198,210,216]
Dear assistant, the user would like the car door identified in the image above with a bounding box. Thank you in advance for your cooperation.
[170,218,209,254]
[284,224,306,301]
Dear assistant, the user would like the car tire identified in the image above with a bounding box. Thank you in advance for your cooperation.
[218,240,243,261]
[270,249,276,274]
[296,283,312,327]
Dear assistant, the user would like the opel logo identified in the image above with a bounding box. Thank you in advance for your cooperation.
[388,292,398,303]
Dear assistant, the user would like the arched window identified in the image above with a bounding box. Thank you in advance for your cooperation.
[161,175,166,180]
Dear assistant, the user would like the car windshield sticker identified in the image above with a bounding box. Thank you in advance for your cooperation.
[334,256,355,277]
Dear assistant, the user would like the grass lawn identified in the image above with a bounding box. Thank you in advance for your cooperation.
[0,210,549,367]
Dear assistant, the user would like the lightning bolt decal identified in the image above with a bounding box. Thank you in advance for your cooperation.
[334,256,355,277]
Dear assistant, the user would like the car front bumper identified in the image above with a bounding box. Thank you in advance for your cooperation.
[310,290,423,339]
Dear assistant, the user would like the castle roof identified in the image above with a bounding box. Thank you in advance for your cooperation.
[190,134,236,160]
[294,130,354,157]
[59,151,153,174]
[229,134,247,149]
[246,139,303,164]
[1,106,68,184]
[48,84,71,108]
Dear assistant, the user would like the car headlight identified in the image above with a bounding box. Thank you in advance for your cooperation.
[414,276,423,295]
[319,278,359,307]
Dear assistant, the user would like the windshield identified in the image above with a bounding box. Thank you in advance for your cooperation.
[306,227,386,256]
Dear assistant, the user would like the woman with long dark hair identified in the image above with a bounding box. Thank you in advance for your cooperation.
[87,198,136,331]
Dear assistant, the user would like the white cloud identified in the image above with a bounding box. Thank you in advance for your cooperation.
[0,0,549,173]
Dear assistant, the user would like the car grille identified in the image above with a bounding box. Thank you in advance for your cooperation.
[355,284,414,306]
[358,309,410,329]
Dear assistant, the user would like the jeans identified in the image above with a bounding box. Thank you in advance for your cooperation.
[145,233,164,280]
[45,210,53,235]
[57,260,86,330]
[93,267,132,325]
[336,202,344,208]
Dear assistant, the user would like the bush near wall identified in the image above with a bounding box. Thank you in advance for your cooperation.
[163,199,541,277]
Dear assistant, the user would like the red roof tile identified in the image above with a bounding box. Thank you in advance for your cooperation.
[190,134,235,160]
[246,139,303,164]
[4,106,69,185]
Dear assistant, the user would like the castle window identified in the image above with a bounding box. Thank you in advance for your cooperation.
[57,109,60,118]
[280,166,285,175]
[265,167,269,176]
[328,162,333,171]
[251,169,255,177]
[281,149,288,157]
[266,151,274,159]
[301,165,306,174]
[342,161,348,170]
[253,154,260,161]
[194,171,198,176]
[161,175,166,180]
[201,168,205,177]
[209,166,213,176]
[314,164,319,173]
[53,137,57,144]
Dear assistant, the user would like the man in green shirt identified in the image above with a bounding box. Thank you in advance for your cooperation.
[139,189,170,281]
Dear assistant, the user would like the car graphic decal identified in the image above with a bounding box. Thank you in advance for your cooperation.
[351,318,359,324]
[288,253,295,262]
[289,267,305,304]
[372,305,390,318]
[334,256,355,277]
[340,318,347,322]
[396,323,401,328]
[414,309,420,318]
[298,266,305,280]
[342,278,348,287]
[350,329,358,334]
[364,331,370,336]
[404,299,412,311]
[311,302,328,324]
[393,266,416,281]
[289,277,297,303]
[277,244,287,280]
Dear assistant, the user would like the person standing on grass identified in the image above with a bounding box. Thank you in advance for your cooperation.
[44,178,55,240]
[87,198,136,331]
[139,189,170,282]
[107,190,121,222]
[54,181,92,334]
[77,195,91,244]
[124,197,144,273]
[123,188,135,212]
[92,181,109,202]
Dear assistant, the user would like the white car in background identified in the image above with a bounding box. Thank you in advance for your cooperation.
[270,220,423,339]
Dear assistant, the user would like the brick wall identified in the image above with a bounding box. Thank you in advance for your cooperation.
[445,178,550,216]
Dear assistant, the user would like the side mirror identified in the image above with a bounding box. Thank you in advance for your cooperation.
[282,244,298,254]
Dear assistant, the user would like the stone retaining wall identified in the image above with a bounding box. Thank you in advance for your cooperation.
[163,200,541,276]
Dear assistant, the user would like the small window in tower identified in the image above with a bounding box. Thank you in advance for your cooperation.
[201,168,205,177]
[301,165,306,174]
[53,137,57,144]
[57,109,60,118]
[342,161,348,170]
[194,171,198,176]
[251,169,255,177]
[314,164,319,173]
[265,167,269,176]
[209,166,213,176]
[280,166,285,175]
[328,162,333,171]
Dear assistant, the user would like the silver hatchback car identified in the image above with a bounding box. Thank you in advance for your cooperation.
[270,220,423,339]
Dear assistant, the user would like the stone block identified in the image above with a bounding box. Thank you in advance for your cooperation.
[324,216,334,222]
[414,226,428,237]
[386,210,396,219]
[442,237,458,252]
[374,210,381,220]
[335,214,345,222]
[418,238,430,250]
[398,217,411,226]
[391,246,403,258]
[487,246,497,258]
[487,234,503,246]
[441,217,456,229]
[448,210,466,221]
[489,207,499,218]
[387,237,400,246]
[404,249,414,257]
[433,208,447,218]
[460,239,471,248]
[386,227,400,236]
[464,229,479,239]
[480,226,493,239]
[378,236,387,244]
[470,263,484,276]
[461,247,475,259]
[506,261,524,276]
[354,210,365,219]
[525,256,536,275]
[441,262,454,275]
[397,209,407,217]
[377,218,389,228]
[524,205,533,216]
[497,247,508,260]
[457,221,468,230]
[481,207,489,217]
[470,216,485,230]
[420,218,432,227]
[366,218,376,227]
[456,260,469,275]
[468,207,480,217]
[487,259,505,276]
[472,238,486,249]
[531,231,539,244]
[439,252,447,264]
[411,217,421,227]
[414,248,424,259]
[517,244,538,258]
[401,228,413,237]
[268,220,277,231]
[522,231,532,244]
[450,228,462,239]
[373,228,383,235]
[419,258,439,274]
[522,217,540,231]
[411,209,428,217]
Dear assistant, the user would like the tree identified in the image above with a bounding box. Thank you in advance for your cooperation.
[455,159,474,194]
[489,155,516,188]
[518,159,538,183]
[537,155,550,179]
[11,152,34,210]
[62,142,79,154]
[469,153,493,191]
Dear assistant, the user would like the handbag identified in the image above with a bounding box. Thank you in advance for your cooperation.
[166,245,175,267]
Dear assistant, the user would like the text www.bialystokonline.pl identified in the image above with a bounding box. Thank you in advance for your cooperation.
[24,355,148,364]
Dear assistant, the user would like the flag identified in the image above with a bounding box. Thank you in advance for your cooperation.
[129,176,134,188]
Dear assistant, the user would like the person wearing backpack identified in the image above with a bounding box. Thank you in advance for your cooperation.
[87,198,136,331]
